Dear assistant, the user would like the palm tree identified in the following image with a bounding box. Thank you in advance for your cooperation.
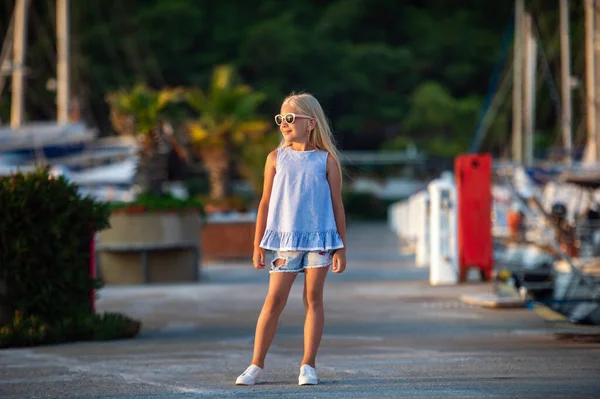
[185,65,269,201]
[106,84,188,196]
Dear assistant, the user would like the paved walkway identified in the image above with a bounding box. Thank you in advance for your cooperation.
[1,222,600,398]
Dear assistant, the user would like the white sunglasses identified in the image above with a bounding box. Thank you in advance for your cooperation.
[274,113,313,125]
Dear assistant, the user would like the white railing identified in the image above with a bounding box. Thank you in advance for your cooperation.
[388,174,457,284]
[388,190,428,260]
[388,173,511,286]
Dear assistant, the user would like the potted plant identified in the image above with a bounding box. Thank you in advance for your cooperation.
[185,65,269,201]
[99,86,203,284]
[185,65,270,260]
[105,84,189,195]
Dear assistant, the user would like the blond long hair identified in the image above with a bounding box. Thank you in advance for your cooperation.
[280,92,343,183]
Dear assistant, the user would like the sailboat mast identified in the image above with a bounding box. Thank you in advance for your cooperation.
[560,0,573,165]
[512,0,524,164]
[57,0,70,125]
[585,0,596,162]
[523,12,537,167]
[595,0,600,164]
[10,0,30,129]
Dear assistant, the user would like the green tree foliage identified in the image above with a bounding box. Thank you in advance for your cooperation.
[401,82,481,156]
[1,0,583,157]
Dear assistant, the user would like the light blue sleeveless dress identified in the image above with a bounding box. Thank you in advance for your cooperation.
[259,146,344,251]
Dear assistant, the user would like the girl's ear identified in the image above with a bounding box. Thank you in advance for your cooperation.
[310,118,317,131]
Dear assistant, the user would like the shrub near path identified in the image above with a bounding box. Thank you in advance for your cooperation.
[0,168,140,348]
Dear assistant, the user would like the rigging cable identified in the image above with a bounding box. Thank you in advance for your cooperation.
[0,9,15,95]
[469,18,515,153]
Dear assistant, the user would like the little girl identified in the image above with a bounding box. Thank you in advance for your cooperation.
[235,93,347,386]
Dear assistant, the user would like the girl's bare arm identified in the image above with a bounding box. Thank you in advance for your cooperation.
[253,150,278,251]
[326,153,347,273]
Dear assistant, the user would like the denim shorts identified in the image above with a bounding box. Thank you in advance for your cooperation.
[270,250,334,273]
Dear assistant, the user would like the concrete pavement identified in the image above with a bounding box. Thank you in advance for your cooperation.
[1,222,599,398]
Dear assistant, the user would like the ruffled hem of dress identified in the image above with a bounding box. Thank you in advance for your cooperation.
[260,229,344,251]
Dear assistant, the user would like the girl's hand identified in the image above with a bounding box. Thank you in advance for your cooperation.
[253,247,266,269]
[332,248,346,273]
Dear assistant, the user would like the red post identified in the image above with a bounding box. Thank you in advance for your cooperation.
[455,154,494,282]
[90,234,96,311]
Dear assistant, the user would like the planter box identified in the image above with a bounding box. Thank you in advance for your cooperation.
[97,212,201,284]
[202,222,255,261]
[201,212,256,261]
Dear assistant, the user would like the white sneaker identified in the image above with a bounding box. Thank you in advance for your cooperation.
[298,364,318,385]
[235,364,263,385]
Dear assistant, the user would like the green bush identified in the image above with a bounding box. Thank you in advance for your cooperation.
[0,310,141,348]
[0,312,50,347]
[110,191,205,215]
[0,167,140,348]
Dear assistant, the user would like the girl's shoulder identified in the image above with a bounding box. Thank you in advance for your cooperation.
[266,149,278,169]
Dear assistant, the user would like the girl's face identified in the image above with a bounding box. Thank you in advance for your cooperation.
[277,103,315,144]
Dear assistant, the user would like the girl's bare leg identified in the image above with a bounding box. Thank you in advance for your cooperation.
[301,266,329,367]
[251,269,298,368]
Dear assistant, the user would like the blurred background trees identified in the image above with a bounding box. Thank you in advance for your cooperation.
[0,0,585,158]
